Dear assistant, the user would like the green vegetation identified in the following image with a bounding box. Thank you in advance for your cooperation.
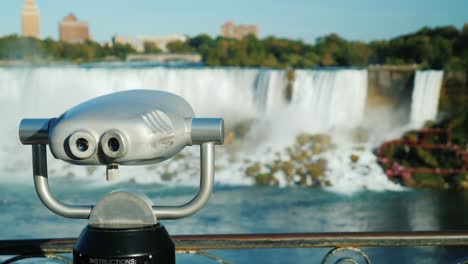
[143,42,162,54]
[413,173,445,189]
[1,24,467,69]
[0,35,135,62]
[378,111,468,189]
[161,25,468,69]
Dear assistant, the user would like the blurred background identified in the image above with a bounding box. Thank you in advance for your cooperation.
[0,0,467,263]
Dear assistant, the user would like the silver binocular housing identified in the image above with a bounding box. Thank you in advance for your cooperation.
[18,90,224,221]
[19,90,223,165]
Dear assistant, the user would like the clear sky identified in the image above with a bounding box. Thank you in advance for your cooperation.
[1,0,467,44]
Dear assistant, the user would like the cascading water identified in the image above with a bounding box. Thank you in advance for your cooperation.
[0,67,259,119]
[0,65,402,192]
[410,70,444,126]
[291,69,368,132]
[284,69,402,193]
[254,70,286,114]
[0,66,263,184]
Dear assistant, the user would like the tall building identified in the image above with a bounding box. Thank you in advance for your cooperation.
[221,21,259,40]
[22,0,40,38]
[59,14,91,43]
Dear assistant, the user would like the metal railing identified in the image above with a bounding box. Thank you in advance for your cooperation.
[1,231,468,263]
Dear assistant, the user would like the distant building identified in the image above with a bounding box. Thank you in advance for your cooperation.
[112,35,136,48]
[135,35,187,52]
[221,21,259,39]
[112,34,188,53]
[59,14,90,43]
[22,0,40,38]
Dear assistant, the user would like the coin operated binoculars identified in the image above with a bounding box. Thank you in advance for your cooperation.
[18,90,224,264]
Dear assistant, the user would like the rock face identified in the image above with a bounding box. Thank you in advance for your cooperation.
[366,67,467,129]
[350,154,359,163]
[367,66,417,104]
[439,71,468,115]
[245,133,334,187]
[366,66,417,125]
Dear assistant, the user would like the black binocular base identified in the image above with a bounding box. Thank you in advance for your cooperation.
[73,224,175,264]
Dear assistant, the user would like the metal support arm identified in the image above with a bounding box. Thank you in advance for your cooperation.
[31,142,216,220]
[152,142,215,219]
[32,144,93,219]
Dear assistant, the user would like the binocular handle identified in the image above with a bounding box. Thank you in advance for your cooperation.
[32,142,215,220]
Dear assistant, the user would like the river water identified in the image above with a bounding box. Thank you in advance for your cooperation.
[0,64,462,263]
[1,180,468,263]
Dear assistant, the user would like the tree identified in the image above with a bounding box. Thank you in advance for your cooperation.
[189,34,213,49]
[112,43,136,60]
[143,42,162,54]
[166,41,194,53]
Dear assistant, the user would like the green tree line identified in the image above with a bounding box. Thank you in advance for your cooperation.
[171,24,467,69]
[0,24,467,69]
[0,35,135,62]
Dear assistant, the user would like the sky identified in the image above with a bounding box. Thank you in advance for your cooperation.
[0,0,467,44]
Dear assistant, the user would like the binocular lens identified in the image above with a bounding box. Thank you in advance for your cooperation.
[100,131,126,159]
[108,138,120,152]
[76,138,89,152]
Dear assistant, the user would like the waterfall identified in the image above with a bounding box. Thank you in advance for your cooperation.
[0,67,260,119]
[410,70,444,126]
[0,66,279,183]
[0,65,401,192]
[0,67,369,134]
[254,70,286,114]
[291,69,368,132]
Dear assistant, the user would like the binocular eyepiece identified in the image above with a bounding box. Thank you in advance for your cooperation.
[67,129,128,161]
